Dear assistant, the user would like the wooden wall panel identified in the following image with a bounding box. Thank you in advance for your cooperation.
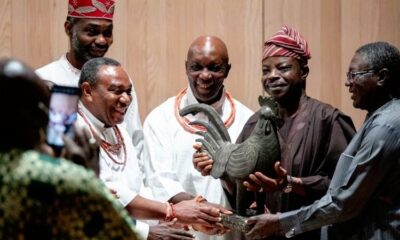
[12,0,54,66]
[263,0,400,128]
[341,0,400,128]
[263,0,345,113]
[5,0,67,67]
[0,0,11,57]
[0,0,399,129]
[263,0,324,104]
[113,0,263,120]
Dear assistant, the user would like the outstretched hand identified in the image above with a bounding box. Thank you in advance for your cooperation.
[171,195,233,235]
[245,213,280,239]
[243,161,287,193]
[195,201,232,235]
[192,143,213,176]
[148,221,195,240]
[174,197,221,226]
[191,223,230,236]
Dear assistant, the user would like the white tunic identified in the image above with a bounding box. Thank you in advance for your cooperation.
[76,103,150,240]
[37,55,161,239]
[143,87,253,240]
[35,54,144,147]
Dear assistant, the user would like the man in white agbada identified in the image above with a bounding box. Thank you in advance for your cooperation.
[143,36,254,240]
[35,0,142,144]
[77,57,227,240]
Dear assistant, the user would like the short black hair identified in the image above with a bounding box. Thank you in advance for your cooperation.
[78,57,121,87]
[66,16,80,25]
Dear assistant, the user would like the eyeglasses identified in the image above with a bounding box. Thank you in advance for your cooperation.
[346,69,377,82]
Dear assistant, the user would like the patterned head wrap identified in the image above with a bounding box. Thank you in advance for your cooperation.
[263,25,311,62]
[67,0,115,20]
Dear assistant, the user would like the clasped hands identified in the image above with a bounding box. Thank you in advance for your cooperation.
[168,196,232,236]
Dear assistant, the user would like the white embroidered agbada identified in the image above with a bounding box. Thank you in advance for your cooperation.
[143,86,253,240]
[76,103,151,240]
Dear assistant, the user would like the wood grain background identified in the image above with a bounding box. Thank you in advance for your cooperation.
[0,0,399,128]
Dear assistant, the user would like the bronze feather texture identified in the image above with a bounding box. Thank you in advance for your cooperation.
[179,98,281,223]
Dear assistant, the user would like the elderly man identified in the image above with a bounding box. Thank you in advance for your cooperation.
[143,36,253,240]
[77,57,227,240]
[245,42,400,240]
[36,0,142,143]
[0,58,138,239]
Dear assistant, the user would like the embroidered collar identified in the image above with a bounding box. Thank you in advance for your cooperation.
[78,103,127,165]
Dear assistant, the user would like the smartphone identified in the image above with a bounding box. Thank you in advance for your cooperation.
[46,85,80,154]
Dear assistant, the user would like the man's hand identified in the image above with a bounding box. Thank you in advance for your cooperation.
[148,222,194,240]
[169,194,232,235]
[193,143,213,176]
[195,201,232,235]
[243,161,287,193]
[173,197,222,227]
[191,223,229,236]
[202,201,232,215]
[245,213,280,239]
[62,125,100,176]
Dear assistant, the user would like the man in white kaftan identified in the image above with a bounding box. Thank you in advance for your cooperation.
[77,57,227,240]
[77,103,151,239]
[143,36,254,240]
[35,0,143,145]
[36,55,143,145]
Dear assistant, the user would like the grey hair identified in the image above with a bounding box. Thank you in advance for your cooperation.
[356,42,400,87]
[78,57,121,87]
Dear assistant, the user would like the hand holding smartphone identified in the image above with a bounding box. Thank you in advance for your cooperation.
[46,85,80,155]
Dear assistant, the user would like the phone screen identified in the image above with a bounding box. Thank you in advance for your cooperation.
[46,85,80,150]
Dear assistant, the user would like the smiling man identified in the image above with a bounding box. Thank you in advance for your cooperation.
[0,57,139,239]
[36,0,142,142]
[143,36,253,240]
[192,26,356,240]
[78,57,228,240]
[36,0,114,86]
[244,42,400,240]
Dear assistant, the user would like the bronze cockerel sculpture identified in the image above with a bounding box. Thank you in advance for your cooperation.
[179,98,281,230]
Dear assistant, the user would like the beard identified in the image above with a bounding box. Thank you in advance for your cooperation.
[71,32,108,62]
